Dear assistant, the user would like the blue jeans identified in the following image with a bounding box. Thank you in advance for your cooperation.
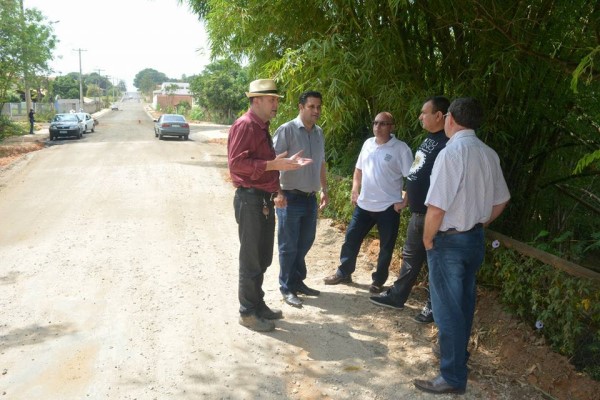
[337,205,400,285]
[276,191,317,293]
[234,188,276,314]
[427,226,485,390]
[390,213,430,307]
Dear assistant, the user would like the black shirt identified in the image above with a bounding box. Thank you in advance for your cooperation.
[405,130,449,214]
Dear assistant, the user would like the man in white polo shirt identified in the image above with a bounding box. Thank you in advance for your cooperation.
[323,112,413,293]
[414,97,510,395]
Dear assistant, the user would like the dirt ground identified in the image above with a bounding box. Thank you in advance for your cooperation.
[1,136,599,399]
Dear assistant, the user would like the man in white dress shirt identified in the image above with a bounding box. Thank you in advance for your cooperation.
[414,97,510,395]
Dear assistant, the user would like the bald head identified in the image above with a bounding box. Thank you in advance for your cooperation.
[372,112,395,144]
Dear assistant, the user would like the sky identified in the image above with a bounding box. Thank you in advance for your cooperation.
[23,0,211,91]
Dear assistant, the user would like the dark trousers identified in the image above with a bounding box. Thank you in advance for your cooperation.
[234,188,275,315]
[337,205,400,285]
[29,120,34,134]
[389,213,430,307]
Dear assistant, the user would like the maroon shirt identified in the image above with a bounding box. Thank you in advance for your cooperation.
[227,109,280,193]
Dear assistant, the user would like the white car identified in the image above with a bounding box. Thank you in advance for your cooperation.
[75,112,95,133]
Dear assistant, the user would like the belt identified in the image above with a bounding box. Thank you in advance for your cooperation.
[285,189,316,197]
[237,187,278,200]
[438,223,483,236]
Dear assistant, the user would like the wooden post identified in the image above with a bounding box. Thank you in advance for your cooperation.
[486,230,600,282]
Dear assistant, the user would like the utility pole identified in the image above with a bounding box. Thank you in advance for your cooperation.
[73,48,87,110]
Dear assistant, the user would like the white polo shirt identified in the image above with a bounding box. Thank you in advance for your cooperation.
[425,129,511,231]
[356,135,413,212]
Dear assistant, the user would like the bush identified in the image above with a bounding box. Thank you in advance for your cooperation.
[0,116,25,140]
[479,245,600,380]
[188,107,205,122]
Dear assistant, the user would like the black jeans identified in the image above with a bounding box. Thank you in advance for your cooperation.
[390,213,429,306]
[234,188,275,314]
[337,205,400,285]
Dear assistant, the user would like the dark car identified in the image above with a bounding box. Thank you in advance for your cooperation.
[154,114,190,140]
[49,113,83,140]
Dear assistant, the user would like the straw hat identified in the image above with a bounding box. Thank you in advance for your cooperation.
[245,79,283,98]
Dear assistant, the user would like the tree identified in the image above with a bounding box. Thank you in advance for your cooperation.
[52,75,80,100]
[185,0,600,258]
[133,68,168,95]
[0,0,56,112]
[189,59,248,122]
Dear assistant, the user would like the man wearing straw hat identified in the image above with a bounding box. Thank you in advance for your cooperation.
[228,79,312,332]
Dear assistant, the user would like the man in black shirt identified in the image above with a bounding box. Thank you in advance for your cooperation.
[28,109,35,134]
[369,96,449,323]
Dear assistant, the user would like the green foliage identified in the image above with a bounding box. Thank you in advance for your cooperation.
[133,68,168,94]
[0,115,24,140]
[188,106,205,121]
[177,101,191,114]
[0,1,56,110]
[479,245,600,376]
[186,0,600,259]
[574,149,600,174]
[320,174,354,222]
[189,59,248,124]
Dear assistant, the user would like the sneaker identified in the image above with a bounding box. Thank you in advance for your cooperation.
[323,273,352,285]
[257,303,283,320]
[369,284,384,294]
[369,289,404,310]
[239,314,275,332]
[414,305,434,324]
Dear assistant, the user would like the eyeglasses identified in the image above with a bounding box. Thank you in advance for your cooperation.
[443,113,450,119]
[372,121,393,126]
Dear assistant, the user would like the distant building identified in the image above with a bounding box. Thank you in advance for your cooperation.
[152,82,194,110]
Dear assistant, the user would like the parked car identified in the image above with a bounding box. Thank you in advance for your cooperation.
[75,112,95,133]
[154,114,190,140]
[111,104,119,111]
[49,113,83,140]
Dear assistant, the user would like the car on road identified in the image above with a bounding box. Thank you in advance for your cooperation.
[49,113,83,140]
[154,114,190,140]
[75,112,95,133]
[111,104,119,111]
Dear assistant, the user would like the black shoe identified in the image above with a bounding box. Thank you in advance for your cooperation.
[323,273,352,285]
[296,282,320,296]
[257,303,283,320]
[369,289,404,310]
[414,304,434,323]
[414,375,465,394]
[369,284,384,294]
[282,291,303,307]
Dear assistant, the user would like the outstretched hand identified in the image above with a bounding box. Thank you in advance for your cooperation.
[269,151,313,171]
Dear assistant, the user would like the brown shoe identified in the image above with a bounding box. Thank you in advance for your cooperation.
[414,375,465,394]
[323,273,352,285]
[239,314,275,332]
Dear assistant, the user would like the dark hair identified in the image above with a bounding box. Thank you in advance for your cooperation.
[448,97,484,129]
[299,91,322,105]
[425,96,450,114]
